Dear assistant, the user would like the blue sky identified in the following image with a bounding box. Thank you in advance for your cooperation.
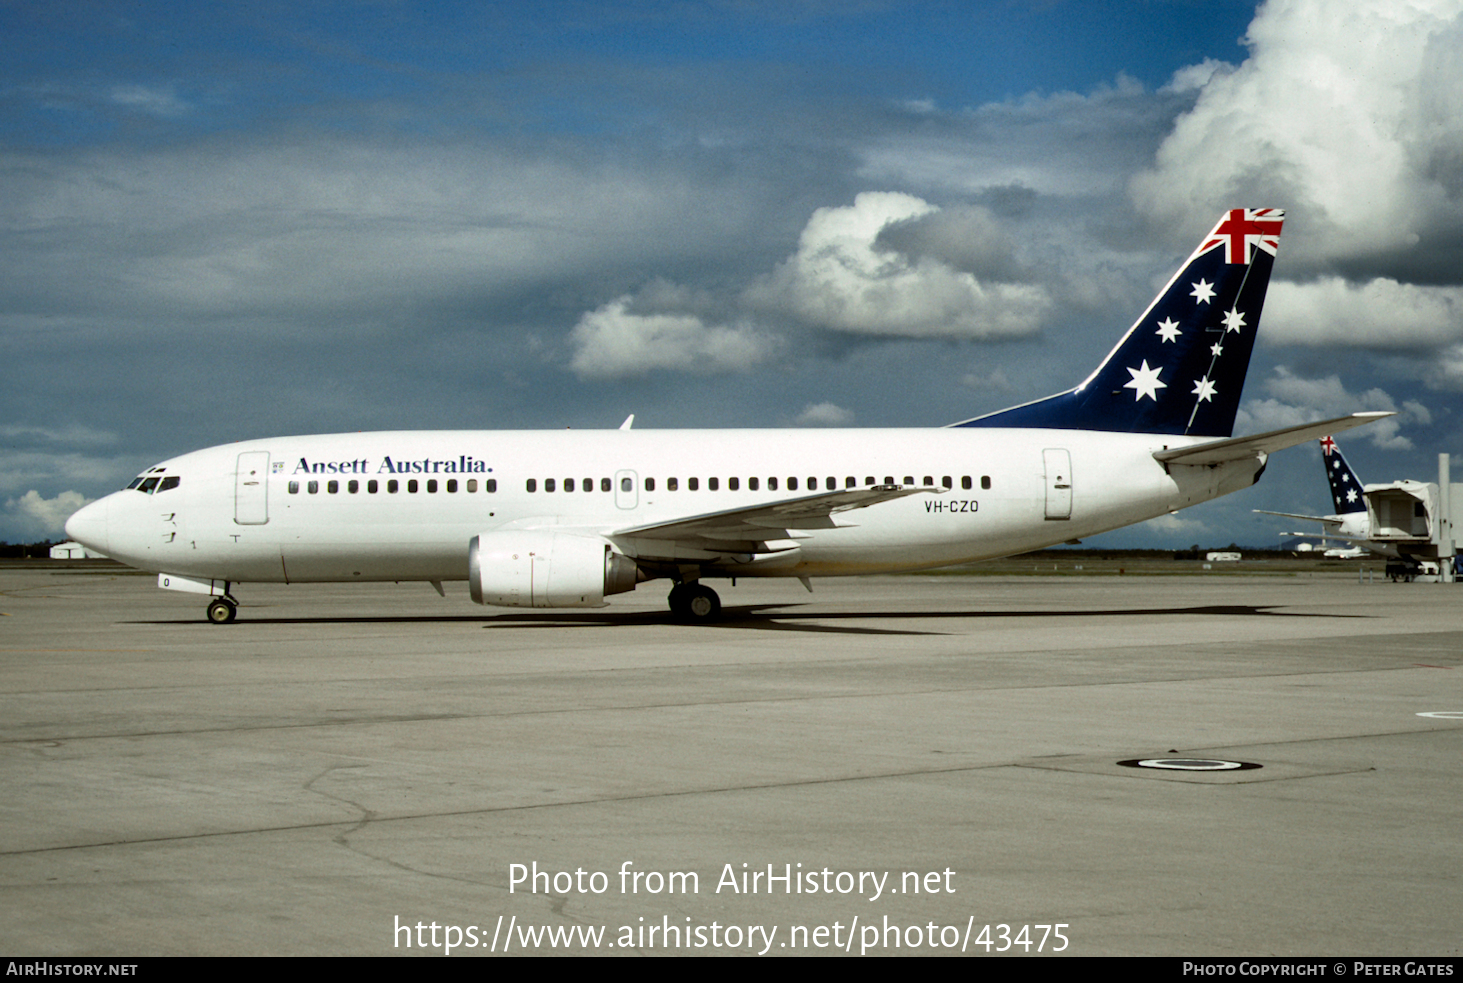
[5,0,1463,548]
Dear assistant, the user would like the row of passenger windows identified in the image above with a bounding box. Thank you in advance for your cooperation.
[526,475,992,493]
[288,478,498,495]
[286,474,995,496]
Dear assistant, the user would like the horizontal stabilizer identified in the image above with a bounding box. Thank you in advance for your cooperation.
[1253,509,1335,523]
[1153,412,1393,466]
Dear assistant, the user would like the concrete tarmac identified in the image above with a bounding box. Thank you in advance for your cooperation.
[1,566,1459,957]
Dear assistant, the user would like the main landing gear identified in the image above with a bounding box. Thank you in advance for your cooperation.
[206,595,238,624]
[667,582,721,621]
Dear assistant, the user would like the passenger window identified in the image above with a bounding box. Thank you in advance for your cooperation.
[962,476,972,490]
[709,477,719,491]
[923,476,933,486]
[487,479,497,493]
[349,480,359,493]
[546,478,556,492]
[668,477,678,491]
[601,477,611,492]
[368,480,378,493]
[526,479,537,492]
[645,477,655,492]
[426,479,437,493]
[884,476,894,485]
[826,477,836,490]
[749,477,759,491]
[768,477,778,491]
[788,477,798,491]
[942,476,952,488]
[904,476,914,485]
[563,478,573,493]
[689,477,699,491]
[289,481,299,494]
[582,478,592,492]
[864,477,874,485]
[447,479,457,493]
[308,481,319,494]
[158,476,181,492]
[845,477,855,488]
[728,477,739,491]
[620,477,631,492]
[408,479,419,493]
[388,479,399,494]
[328,480,338,494]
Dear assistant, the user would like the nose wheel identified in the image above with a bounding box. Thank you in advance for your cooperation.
[668,582,721,621]
[206,597,238,624]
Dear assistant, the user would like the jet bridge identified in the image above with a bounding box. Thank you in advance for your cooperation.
[1363,454,1458,582]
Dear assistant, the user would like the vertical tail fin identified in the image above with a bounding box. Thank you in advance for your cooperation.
[1320,436,1367,515]
[955,208,1284,437]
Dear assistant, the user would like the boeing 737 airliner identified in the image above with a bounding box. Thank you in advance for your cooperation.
[65,209,1389,622]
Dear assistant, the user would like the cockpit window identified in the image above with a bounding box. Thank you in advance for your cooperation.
[137,477,160,493]
[157,476,181,493]
[126,477,144,490]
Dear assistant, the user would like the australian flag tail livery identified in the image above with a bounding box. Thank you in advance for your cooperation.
[1321,436,1367,516]
[955,208,1284,437]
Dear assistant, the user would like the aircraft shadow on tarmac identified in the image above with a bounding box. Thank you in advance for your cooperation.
[131,602,1372,636]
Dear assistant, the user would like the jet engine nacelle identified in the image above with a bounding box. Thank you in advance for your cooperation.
[469,530,640,608]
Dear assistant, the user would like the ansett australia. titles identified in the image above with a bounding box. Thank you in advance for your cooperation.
[292,456,490,475]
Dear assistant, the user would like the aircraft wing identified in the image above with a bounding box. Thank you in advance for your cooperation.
[610,484,935,554]
[1153,412,1393,466]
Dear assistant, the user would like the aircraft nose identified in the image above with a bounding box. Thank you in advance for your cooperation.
[64,496,111,555]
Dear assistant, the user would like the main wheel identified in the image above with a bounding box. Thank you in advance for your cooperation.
[682,584,721,621]
[206,598,237,624]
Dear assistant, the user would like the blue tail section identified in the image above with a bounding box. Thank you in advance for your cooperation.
[1320,436,1366,515]
[955,208,1284,437]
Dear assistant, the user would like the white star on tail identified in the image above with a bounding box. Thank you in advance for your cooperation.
[1124,360,1166,402]
[1191,376,1217,402]
[1191,279,1216,304]
[1156,318,1181,342]
[1222,306,1246,333]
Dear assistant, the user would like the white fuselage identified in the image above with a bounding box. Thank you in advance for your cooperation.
[70,427,1260,590]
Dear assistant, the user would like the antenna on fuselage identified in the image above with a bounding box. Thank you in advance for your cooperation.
[619,414,635,430]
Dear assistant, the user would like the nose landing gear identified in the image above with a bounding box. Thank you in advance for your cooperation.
[206,596,238,624]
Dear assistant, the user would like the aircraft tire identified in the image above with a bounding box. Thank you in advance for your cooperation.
[683,584,721,621]
[206,598,237,624]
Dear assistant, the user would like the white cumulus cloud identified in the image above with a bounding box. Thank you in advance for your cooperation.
[1263,278,1463,348]
[1236,367,1422,449]
[568,297,777,378]
[1132,0,1463,268]
[793,403,854,426]
[746,192,1050,339]
[4,490,92,539]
